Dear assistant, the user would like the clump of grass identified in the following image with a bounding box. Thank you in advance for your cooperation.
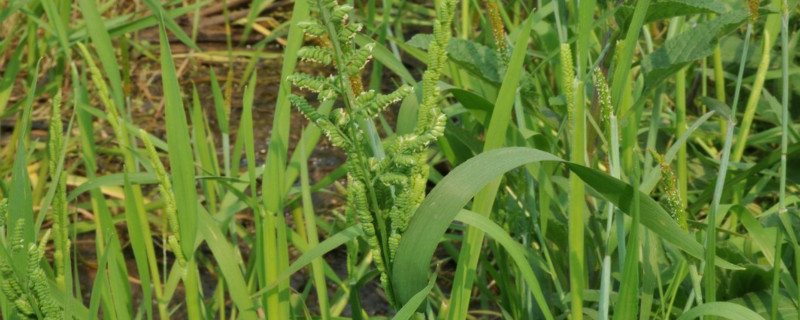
[288,0,455,306]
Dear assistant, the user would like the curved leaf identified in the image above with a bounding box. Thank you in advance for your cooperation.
[727,290,798,319]
[392,147,740,307]
[676,302,767,320]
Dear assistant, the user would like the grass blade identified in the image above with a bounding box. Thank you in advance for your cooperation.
[446,13,534,320]
[676,302,767,320]
[158,19,199,259]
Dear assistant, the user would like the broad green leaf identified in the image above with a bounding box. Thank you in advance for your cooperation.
[701,97,732,120]
[568,163,739,270]
[728,290,798,319]
[641,10,748,91]
[676,302,767,320]
[449,88,493,124]
[615,0,725,28]
[442,37,503,84]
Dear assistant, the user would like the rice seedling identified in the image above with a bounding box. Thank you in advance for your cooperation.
[0,0,798,319]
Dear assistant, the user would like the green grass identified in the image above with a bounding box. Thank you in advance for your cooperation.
[0,0,798,319]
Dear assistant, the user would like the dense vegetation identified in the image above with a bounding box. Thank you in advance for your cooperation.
[0,0,798,319]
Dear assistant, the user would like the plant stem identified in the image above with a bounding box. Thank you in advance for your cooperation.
[569,79,586,320]
[676,67,687,207]
[713,43,727,137]
[732,31,771,163]
[779,1,789,220]
[771,231,783,320]
[705,21,752,309]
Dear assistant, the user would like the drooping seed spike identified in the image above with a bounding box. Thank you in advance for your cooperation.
[329,108,350,128]
[287,73,334,94]
[378,172,408,187]
[0,198,7,228]
[345,43,374,76]
[298,20,327,38]
[140,129,181,240]
[331,5,353,24]
[338,23,363,43]
[290,94,326,124]
[360,85,413,117]
[297,46,334,65]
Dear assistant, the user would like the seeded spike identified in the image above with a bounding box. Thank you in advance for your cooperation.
[344,43,374,76]
[11,219,25,252]
[379,173,408,187]
[592,67,613,131]
[0,198,7,228]
[298,46,334,65]
[140,129,181,240]
[651,150,688,231]
[14,298,35,317]
[298,20,327,38]
[331,5,352,24]
[290,94,326,124]
[338,23,363,43]
[329,108,350,127]
[560,43,576,123]
[288,73,334,94]
[359,85,413,117]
